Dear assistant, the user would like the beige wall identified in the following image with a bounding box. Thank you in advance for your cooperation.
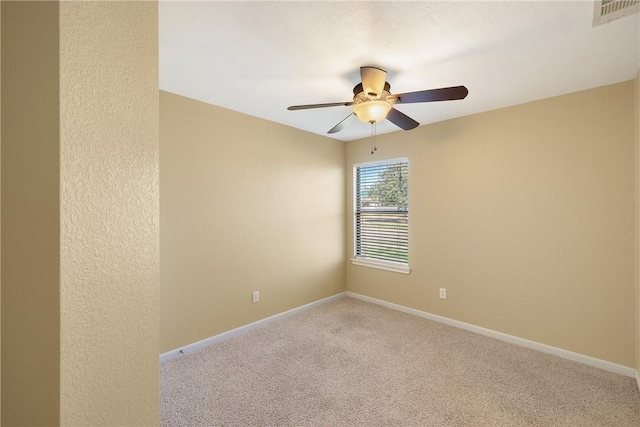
[635,72,640,378]
[2,1,159,425]
[59,1,159,425]
[160,91,345,353]
[1,1,3,420]
[347,81,636,367]
[1,2,61,424]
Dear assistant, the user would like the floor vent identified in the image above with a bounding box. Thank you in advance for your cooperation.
[593,0,640,26]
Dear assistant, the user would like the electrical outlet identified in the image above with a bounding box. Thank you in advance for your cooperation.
[252,291,260,303]
[439,288,447,300]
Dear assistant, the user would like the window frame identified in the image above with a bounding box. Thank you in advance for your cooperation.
[351,157,411,275]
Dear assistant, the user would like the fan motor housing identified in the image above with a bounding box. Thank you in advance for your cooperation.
[353,82,391,98]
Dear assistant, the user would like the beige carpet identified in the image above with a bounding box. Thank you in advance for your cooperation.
[160,297,640,426]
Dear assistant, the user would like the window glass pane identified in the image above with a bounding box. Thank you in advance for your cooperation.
[355,159,409,264]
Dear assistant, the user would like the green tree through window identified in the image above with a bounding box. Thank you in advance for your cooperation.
[366,165,408,209]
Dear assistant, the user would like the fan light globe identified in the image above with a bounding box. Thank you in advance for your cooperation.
[354,100,391,123]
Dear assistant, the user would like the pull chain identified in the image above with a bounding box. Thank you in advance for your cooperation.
[374,122,378,152]
[370,121,378,155]
[370,121,375,154]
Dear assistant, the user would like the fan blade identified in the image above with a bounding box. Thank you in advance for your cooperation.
[386,108,419,131]
[390,86,468,104]
[328,113,356,134]
[360,66,387,97]
[288,101,354,111]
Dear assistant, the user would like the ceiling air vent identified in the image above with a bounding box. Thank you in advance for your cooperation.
[593,0,639,26]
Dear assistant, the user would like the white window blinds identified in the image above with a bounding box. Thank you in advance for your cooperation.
[354,159,409,265]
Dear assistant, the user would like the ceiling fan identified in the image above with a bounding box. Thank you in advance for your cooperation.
[287,66,469,134]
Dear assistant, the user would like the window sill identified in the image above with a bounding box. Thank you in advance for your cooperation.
[350,258,411,274]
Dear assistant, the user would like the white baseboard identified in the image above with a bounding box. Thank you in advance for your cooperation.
[160,292,347,363]
[347,292,636,378]
[636,370,640,392]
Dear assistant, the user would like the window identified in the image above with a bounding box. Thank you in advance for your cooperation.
[352,158,410,274]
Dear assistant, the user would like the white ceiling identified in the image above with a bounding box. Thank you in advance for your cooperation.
[160,1,640,142]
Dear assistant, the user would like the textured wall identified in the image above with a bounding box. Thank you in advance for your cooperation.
[160,91,345,353]
[1,2,60,424]
[347,81,636,367]
[635,72,640,378]
[0,3,2,421]
[59,2,159,425]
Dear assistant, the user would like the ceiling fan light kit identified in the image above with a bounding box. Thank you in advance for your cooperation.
[354,100,392,123]
[287,66,469,137]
